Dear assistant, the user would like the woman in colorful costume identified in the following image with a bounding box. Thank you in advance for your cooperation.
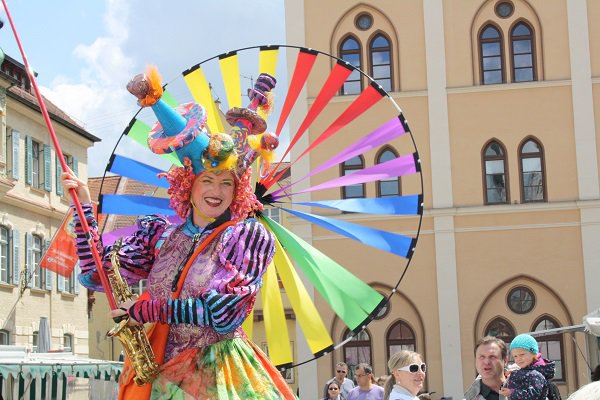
[62,67,295,399]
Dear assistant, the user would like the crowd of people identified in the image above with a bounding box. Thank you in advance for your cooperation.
[321,334,599,400]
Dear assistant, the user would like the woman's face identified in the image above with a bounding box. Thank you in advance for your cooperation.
[191,170,235,222]
[392,356,426,396]
[327,383,340,398]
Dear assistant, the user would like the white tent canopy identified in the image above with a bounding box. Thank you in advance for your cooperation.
[0,346,121,400]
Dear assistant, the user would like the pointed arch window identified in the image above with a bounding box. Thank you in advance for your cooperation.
[341,155,365,199]
[339,36,363,95]
[376,147,400,196]
[480,25,504,84]
[343,329,372,380]
[533,317,564,381]
[485,317,515,345]
[369,34,392,92]
[386,320,416,360]
[519,138,545,202]
[511,22,535,82]
[483,141,509,204]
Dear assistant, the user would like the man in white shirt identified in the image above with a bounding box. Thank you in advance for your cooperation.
[323,362,355,399]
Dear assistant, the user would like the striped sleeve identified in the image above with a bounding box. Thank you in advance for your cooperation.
[129,219,276,334]
[73,204,170,292]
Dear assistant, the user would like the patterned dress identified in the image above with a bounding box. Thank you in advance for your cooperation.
[505,358,555,400]
[74,204,295,399]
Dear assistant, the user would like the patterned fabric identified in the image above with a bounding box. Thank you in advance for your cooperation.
[506,358,555,400]
[129,219,275,335]
[73,206,294,398]
[74,204,169,292]
[150,338,292,399]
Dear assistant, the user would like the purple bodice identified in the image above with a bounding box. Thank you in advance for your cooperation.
[148,226,242,360]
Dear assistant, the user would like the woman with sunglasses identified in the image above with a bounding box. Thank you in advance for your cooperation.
[383,350,427,400]
[323,381,343,400]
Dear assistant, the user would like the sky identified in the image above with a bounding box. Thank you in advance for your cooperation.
[0,0,287,176]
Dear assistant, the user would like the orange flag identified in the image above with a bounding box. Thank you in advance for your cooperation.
[40,205,96,277]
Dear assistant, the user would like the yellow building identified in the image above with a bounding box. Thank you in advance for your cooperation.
[0,54,99,355]
[284,0,600,398]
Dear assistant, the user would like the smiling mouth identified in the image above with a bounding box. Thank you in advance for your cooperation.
[205,197,222,207]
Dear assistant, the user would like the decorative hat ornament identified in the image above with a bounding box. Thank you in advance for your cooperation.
[127,67,210,175]
[127,67,278,177]
[227,73,279,178]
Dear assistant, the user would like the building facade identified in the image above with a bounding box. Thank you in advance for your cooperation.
[286,1,600,398]
[0,54,99,355]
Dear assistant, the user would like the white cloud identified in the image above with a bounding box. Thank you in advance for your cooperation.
[40,0,138,176]
[39,0,287,176]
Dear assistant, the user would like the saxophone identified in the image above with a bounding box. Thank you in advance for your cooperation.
[107,238,159,385]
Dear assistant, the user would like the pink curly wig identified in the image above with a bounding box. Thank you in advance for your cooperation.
[158,157,263,222]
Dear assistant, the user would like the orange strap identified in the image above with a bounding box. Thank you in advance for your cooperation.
[171,220,235,299]
[118,221,235,400]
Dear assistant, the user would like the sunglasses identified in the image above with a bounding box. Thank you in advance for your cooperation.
[398,363,427,373]
[328,387,339,390]
[336,370,347,373]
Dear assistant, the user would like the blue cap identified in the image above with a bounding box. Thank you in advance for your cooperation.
[510,334,538,354]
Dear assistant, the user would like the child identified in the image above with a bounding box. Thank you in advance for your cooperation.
[499,333,556,399]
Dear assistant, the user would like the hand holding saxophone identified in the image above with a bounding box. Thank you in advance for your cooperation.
[110,300,141,326]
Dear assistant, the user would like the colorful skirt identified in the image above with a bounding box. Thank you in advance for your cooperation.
[149,338,296,399]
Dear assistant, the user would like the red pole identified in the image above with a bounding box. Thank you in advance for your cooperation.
[1,0,118,309]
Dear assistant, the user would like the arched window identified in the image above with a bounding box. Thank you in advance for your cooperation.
[369,34,392,92]
[519,138,545,202]
[511,22,535,82]
[341,155,365,199]
[533,317,564,381]
[480,24,504,84]
[343,329,372,380]
[339,36,363,95]
[0,329,9,345]
[0,225,9,283]
[376,147,400,197]
[483,141,509,204]
[485,317,515,345]
[386,320,416,361]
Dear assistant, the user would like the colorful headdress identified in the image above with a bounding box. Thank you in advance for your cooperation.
[126,66,278,177]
